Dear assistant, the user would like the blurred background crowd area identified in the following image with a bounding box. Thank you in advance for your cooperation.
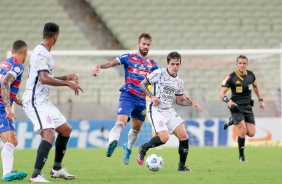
[0,0,281,120]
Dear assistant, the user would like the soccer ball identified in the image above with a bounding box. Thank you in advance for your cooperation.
[146,154,164,171]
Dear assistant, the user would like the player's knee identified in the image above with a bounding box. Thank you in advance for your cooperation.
[247,131,256,137]
[115,122,125,129]
[9,139,18,147]
[159,135,169,143]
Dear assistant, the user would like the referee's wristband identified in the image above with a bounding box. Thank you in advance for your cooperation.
[222,96,230,103]
[259,98,263,101]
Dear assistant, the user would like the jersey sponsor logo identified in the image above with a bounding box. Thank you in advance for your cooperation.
[236,80,241,84]
[221,76,230,86]
[118,108,122,113]
[0,62,11,70]
[14,66,21,73]
[128,66,149,76]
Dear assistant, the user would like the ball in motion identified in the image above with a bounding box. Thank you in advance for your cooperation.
[146,154,164,171]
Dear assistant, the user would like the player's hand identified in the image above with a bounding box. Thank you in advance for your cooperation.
[191,101,203,112]
[92,64,100,77]
[68,82,84,95]
[66,74,79,84]
[259,101,265,110]
[5,106,15,120]
[151,96,161,105]
[14,96,23,106]
[227,100,237,108]
[183,93,190,100]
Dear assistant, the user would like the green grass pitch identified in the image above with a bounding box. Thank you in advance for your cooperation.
[12,146,282,184]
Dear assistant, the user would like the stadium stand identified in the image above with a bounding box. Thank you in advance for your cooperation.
[1,0,281,119]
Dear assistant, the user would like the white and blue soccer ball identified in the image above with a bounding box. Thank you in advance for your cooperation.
[146,154,164,171]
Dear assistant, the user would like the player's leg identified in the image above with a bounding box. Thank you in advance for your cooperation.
[48,104,75,180]
[0,128,27,181]
[173,123,191,172]
[107,94,134,157]
[23,105,55,182]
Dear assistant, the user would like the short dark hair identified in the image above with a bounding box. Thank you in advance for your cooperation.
[237,55,248,62]
[138,33,152,42]
[43,22,59,38]
[167,51,181,64]
[12,40,27,52]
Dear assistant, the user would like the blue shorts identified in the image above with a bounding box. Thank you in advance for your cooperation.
[0,113,15,133]
[117,92,146,122]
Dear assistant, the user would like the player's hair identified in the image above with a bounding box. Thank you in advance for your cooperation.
[43,22,59,38]
[12,40,27,52]
[167,51,181,64]
[138,33,152,42]
[236,55,248,62]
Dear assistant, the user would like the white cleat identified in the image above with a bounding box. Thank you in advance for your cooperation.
[29,175,50,183]
[50,168,75,180]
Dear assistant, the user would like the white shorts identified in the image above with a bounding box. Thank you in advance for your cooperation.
[23,101,67,134]
[147,106,183,134]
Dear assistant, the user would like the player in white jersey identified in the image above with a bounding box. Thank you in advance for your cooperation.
[22,22,83,183]
[137,51,203,172]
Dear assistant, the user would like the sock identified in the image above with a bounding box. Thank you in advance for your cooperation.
[142,136,165,151]
[32,140,52,178]
[127,129,139,150]
[238,136,245,157]
[108,122,124,144]
[53,134,70,170]
[179,139,189,167]
[1,142,15,175]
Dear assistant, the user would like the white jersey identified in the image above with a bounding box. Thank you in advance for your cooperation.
[146,68,184,109]
[22,44,54,107]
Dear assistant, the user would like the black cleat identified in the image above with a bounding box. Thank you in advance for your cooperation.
[137,144,146,165]
[239,156,247,162]
[223,116,234,130]
[178,163,192,172]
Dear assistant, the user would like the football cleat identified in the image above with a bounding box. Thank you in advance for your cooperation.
[29,175,50,183]
[178,164,192,172]
[50,168,75,180]
[137,144,146,165]
[106,140,118,157]
[223,116,234,130]
[2,171,27,181]
[123,143,132,165]
[239,156,247,162]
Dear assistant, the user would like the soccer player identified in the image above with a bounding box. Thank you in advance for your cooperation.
[22,22,83,182]
[219,55,265,161]
[0,40,28,182]
[92,33,159,165]
[137,51,203,172]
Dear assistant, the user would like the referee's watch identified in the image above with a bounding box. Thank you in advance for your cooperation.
[259,98,263,101]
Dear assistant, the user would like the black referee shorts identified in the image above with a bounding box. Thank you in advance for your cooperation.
[229,105,255,125]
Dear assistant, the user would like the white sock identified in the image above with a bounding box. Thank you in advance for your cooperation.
[108,122,124,145]
[1,142,15,175]
[127,129,140,150]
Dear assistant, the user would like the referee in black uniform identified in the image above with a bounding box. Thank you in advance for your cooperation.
[219,55,265,161]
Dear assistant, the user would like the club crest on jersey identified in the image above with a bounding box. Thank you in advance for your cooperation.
[14,66,21,73]
[158,120,164,128]
[46,115,52,124]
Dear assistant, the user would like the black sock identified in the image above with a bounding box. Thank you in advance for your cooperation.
[32,140,52,178]
[238,136,245,157]
[142,136,165,151]
[179,139,189,167]
[53,134,70,170]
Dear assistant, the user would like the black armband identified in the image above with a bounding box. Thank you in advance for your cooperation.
[222,96,230,103]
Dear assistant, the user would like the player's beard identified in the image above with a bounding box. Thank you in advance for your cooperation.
[139,48,148,57]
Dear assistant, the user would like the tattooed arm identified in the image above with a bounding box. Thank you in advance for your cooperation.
[1,73,16,120]
[92,59,120,77]
[176,95,203,111]
[139,79,161,105]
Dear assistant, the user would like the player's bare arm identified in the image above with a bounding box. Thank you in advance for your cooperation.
[54,74,79,83]
[1,73,16,119]
[175,95,192,106]
[139,79,153,98]
[92,59,120,77]
[252,80,265,110]
[14,96,22,106]
[39,71,83,95]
